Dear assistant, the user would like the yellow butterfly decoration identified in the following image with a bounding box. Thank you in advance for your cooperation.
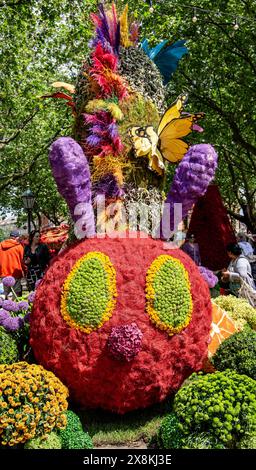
[129,93,205,175]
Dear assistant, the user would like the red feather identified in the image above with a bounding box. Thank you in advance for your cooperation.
[41,91,73,101]
[90,13,102,28]
[92,43,118,72]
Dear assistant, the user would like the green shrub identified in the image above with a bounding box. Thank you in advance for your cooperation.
[174,370,256,448]
[182,432,226,449]
[63,410,83,432]
[237,433,256,449]
[212,329,256,379]
[157,413,184,449]
[24,432,61,449]
[61,431,93,449]
[214,295,256,330]
[0,327,18,364]
[59,410,93,449]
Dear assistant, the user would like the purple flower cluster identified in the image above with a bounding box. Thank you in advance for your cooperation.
[28,292,36,303]
[108,323,143,362]
[2,299,20,312]
[17,301,29,311]
[0,309,24,331]
[199,266,218,288]
[2,276,16,287]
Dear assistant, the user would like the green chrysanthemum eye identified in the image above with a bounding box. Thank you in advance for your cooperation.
[146,255,193,335]
[61,252,117,333]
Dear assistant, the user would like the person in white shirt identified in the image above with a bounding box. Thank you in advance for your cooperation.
[221,243,255,296]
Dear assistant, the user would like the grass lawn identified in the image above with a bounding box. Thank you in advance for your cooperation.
[75,397,173,447]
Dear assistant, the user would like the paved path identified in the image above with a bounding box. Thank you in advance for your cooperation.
[95,441,148,449]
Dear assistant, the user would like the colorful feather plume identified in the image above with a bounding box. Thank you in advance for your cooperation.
[84,110,124,158]
[91,2,120,55]
[86,99,123,121]
[84,5,129,169]
[120,4,132,48]
[90,43,128,100]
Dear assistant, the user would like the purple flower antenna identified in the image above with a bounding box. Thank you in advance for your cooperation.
[49,137,95,236]
[158,144,218,240]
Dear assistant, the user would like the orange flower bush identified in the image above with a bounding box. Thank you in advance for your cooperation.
[0,362,68,446]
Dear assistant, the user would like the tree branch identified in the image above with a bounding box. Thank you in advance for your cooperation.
[0,107,40,148]
[205,16,256,75]
[182,71,256,156]
[0,126,67,191]
[226,208,246,223]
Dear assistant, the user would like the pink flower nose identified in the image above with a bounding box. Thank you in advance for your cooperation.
[107,322,143,362]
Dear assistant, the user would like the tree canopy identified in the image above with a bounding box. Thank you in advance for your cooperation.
[0,0,255,231]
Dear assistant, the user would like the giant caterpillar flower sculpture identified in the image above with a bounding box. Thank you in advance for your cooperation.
[31,3,217,413]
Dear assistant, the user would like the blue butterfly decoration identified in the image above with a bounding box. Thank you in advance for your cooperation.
[141,39,188,85]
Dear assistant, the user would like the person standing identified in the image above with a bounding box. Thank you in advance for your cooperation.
[181,233,201,265]
[221,243,255,297]
[24,230,50,291]
[0,230,24,298]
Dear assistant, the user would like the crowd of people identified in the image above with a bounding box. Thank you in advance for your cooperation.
[0,229,50,298]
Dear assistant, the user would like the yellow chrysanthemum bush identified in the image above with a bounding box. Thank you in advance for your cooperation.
[214,295,256,330]
[0,362,68,447]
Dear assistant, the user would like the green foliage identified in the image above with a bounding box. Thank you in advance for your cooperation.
[174,370,256,447]
[62,410,83,433]
[214,295,256,330]
[212,329,256,379]
[157,412,184,449]
[24,432,62,449]
[182,432,226,449]
[0,0,97,224]
[61,431,93,450]
[0,229,6,242]
[58,410,93,449]
[11,321,32,362]
[237,433,256,449]
[119,0,256,231]
[1,0,255,230]
[0,327,19,364]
